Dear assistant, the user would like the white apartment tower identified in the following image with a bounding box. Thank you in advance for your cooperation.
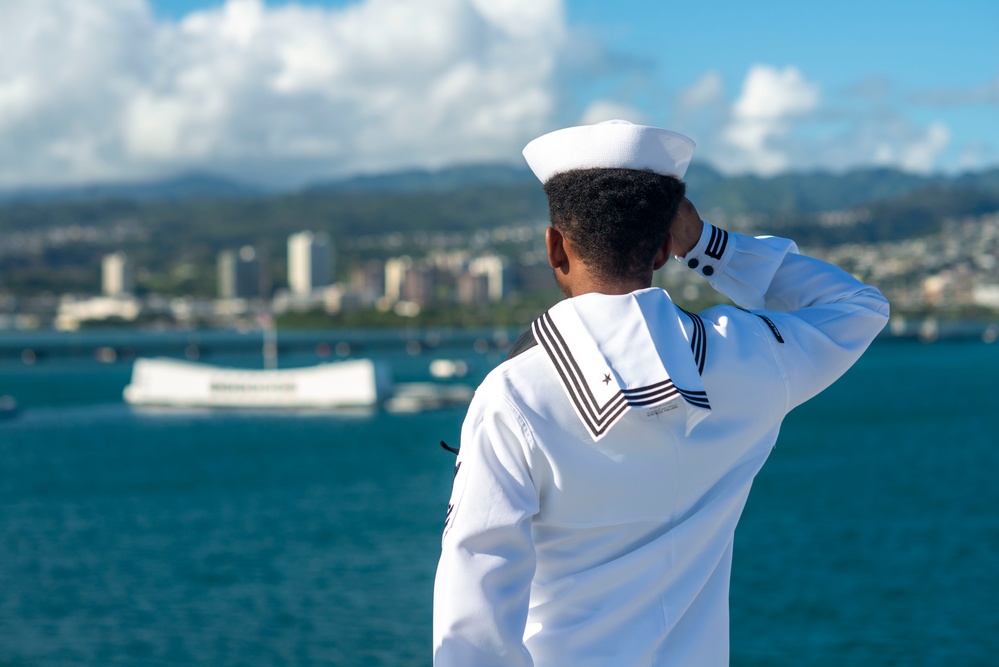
[469,255,508,302]
[384,256,412,303]
[288,231,333,295]
[101,252,133,296]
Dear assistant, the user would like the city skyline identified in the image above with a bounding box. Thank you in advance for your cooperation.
[11,205,999,335]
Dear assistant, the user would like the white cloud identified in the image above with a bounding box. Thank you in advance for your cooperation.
[670,72,728,165]
[677,71,724,113]
[578,100,647,126]
[720,65,820,174]
[956,140,992,172]
[0,0,160,185]
[731,65,819,120]
[675,67,974,176]
[910,75,999,106]
[874,121,951,174]
[0,3,982,188]
[0,0,568,189]
[902,122,951,173]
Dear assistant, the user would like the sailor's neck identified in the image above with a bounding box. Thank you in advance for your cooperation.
[561,275,653,298]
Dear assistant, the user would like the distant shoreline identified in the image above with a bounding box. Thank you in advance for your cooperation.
[1,318,997,365]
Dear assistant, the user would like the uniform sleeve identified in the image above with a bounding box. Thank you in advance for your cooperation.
[681,222,890,411]
[433,387,539,667]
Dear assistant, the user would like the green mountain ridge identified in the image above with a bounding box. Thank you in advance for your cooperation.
[3,162,999,216]
[2,163,998,297]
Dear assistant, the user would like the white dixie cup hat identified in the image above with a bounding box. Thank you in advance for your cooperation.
[522,119,696,184]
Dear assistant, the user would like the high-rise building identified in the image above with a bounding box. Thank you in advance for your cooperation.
[469,255,509,301]
[287,231,333,295]
[457,272,490,305]
[403,264,437,306]
[384,256,412,303]
[351,259,386,301]
[218,246,262,299]
[101,252,133,296]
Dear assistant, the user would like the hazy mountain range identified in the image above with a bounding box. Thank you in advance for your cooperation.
[3,163,999,218]
[2,162,998,299]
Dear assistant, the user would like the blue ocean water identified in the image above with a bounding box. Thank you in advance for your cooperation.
[1,335,997,666]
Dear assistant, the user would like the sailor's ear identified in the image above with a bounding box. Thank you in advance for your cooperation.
[652,233,673,270]
[546,227,568,270]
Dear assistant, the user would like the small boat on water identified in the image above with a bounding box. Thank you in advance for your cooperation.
[123,357,393,409]
[384,382,474,413]
[429,359,469,379]
[0,395,19,420]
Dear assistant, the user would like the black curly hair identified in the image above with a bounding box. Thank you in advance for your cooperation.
[543,168,686,283]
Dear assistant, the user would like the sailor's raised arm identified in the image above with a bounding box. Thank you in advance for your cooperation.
[676,205,890,411]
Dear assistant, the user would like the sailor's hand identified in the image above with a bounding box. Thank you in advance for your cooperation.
[670,198,704,258]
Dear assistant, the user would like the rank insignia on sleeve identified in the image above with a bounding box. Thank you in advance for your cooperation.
[442,458,467,543]
[756,314,785,344]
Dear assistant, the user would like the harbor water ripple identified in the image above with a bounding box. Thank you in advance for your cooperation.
[1,334,997,666]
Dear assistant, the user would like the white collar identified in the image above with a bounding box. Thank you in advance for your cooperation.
[532,289,710,441]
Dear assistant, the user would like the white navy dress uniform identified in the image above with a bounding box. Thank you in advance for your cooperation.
[433,121,890,666]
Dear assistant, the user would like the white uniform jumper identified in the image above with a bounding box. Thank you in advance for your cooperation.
[434,222,890,667]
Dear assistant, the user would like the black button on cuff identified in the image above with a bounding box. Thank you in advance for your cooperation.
[687,258,699,269]
[702,265,714,276]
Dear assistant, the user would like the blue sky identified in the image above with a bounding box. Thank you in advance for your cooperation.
[1,0,996,188]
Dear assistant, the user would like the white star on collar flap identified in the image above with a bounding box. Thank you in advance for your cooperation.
[531,289,711,441]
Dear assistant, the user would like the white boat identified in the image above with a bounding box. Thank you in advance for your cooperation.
[123,357,393,409]
[385,382,474,413]
[429,359,469,379]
